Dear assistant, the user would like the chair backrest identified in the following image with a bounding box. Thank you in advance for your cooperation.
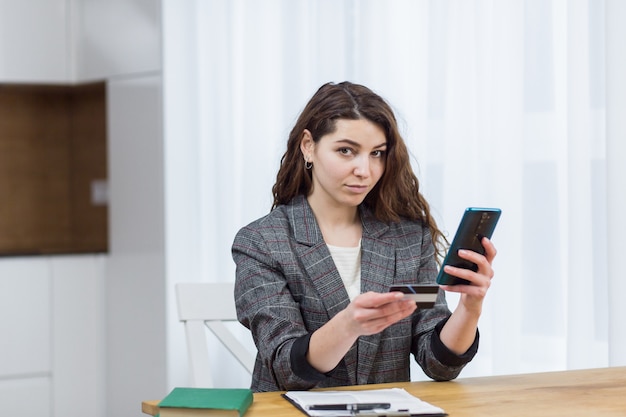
[175,282,255,388]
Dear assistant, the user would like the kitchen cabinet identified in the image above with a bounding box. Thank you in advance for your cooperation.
[0,82,108,255]
[0,255,105,417]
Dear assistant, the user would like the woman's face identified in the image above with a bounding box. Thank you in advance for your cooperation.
[301,118,387,210]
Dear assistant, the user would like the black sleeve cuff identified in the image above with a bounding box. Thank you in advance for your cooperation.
[430,317,480,367]
[290,333,330,382]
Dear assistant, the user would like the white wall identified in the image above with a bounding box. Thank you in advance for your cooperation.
[1,1,166,416]
[606,0,626,366]
[75,1,166,414]
[106,74,166,417]
[0,0,161,84]
[74,0,161,81]
[0,0,69,82]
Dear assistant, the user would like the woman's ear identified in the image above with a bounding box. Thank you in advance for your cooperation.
[300,129,314,160]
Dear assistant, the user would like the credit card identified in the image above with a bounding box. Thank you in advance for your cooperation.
[389,285,439,309]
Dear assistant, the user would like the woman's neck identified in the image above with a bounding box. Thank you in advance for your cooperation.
[307,196,362,247]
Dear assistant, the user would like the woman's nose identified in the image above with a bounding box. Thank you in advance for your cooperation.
[353,156,370,177]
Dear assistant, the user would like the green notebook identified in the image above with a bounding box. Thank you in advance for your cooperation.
[158,387,253,417]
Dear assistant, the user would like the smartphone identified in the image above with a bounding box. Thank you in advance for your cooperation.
[436,207,501,285]
[389,284,439,308]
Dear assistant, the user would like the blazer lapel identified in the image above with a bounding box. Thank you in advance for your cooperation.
[359,205,394,294]
[288,195,351,318]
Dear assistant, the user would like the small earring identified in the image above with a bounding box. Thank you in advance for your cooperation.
[305,159,313,170]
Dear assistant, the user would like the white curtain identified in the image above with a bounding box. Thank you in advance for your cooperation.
[162,0,626,388]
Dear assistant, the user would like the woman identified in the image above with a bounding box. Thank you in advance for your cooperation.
[232,81,497,392]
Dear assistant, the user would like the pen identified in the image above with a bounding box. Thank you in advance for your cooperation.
[309,402,391,411]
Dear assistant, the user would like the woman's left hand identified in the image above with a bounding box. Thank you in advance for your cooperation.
[439,237,497,313]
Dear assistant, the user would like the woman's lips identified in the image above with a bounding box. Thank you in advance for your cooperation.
[346,184,369,193]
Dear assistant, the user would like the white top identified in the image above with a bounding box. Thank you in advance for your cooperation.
[327,241,362,301]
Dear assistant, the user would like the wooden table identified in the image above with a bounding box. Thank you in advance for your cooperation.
[142,366,626,416]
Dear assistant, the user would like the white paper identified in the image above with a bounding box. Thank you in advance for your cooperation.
[284,388,446,417]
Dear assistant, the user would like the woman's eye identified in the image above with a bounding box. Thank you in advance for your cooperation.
[338,147,353,155]
[372,150,386,157]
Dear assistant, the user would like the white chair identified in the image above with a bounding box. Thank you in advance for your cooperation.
[175,282,255,387]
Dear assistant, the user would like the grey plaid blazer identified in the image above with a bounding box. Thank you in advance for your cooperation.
[233,195,476,392]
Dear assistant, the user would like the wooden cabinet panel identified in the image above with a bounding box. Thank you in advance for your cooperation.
[0,82,107,254]
[68,83,109,251]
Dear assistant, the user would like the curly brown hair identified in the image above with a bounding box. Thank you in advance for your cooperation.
[272,81,447,262]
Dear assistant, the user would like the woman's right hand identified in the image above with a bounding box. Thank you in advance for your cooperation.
[340,291,417,337]
[307,291,415,373]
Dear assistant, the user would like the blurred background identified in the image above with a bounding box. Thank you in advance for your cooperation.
[163,0,621,385]
[1,1,624,417]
